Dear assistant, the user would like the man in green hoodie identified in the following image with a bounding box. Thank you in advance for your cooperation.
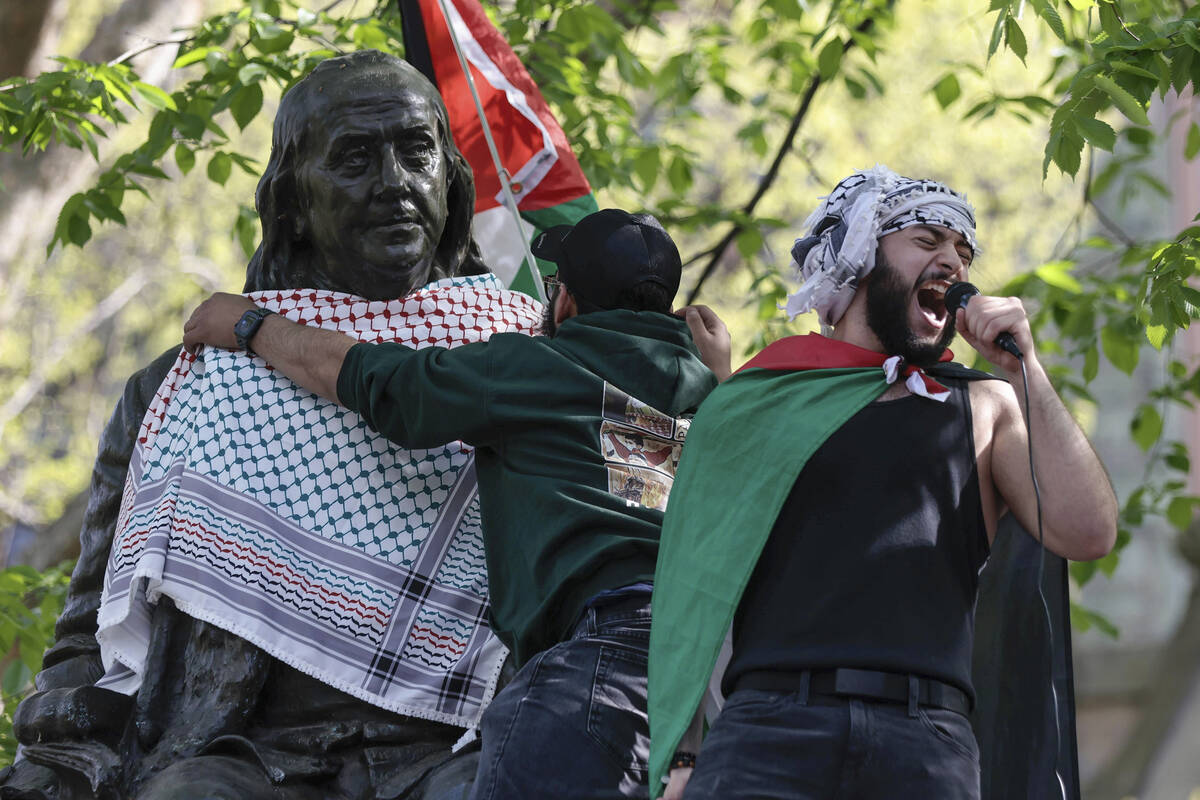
[183,208,727,799]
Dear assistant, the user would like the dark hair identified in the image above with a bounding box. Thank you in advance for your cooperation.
[243,51,486,292]
[569,280,674,315]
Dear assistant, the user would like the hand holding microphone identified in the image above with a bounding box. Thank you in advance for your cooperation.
[944,281,1024,360]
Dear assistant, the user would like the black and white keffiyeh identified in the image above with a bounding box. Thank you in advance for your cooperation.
[784,165,979,326]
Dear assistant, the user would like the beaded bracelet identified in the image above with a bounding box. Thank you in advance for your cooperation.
[669,751,697,771]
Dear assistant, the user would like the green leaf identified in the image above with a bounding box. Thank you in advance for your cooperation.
[1052,130,1084,176]
[1093,74,1150,125]
[1071,603,1119,637]
[253,27,295,54]
[1005,17,1028,64]
[1167,495,1198,530]
[633,148,659,193]
[351,22,387,51]
[1075,117,1116,151]
[174,143,195,175]
[172,46,221,69]
[1034,260,1083,291]
[1187,123,1200,160]
[931,74,961,109]
[988,11,1007,61]
[1064,0,1094,8]
[234,204,258,258]
[1111,61,1160,81]
[1,660,30,697]
[132,82,176,111]
[844,77,866,99]
[67,212,91,247]
[207,151,232,185]
[230,84,263,131]
[1146,324,1168,349]
[1101,324,1140,374]
[1038,2,1067,42]
[1131,403,1163,451]
[666,155,692,193]
[817,40,843,81]
[1083,345,1099,382]
[237,62,268,85]
[737,227,764,260]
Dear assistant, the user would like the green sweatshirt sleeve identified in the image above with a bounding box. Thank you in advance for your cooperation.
[336,340,495,449]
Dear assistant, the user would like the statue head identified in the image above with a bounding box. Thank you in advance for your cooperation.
[244,50,486,299]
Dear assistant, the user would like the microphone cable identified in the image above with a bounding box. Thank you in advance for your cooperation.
[1015,355,1069,800]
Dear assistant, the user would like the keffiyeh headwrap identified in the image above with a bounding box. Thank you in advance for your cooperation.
[784,165,979,326]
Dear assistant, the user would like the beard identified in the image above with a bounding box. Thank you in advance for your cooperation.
[864,255,956,367]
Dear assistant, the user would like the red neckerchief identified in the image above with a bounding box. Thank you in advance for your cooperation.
[736,333,953,400]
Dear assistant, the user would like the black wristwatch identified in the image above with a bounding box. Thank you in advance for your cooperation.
[233,307,275,356]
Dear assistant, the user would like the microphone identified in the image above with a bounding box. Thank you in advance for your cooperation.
[943,281,1023,359]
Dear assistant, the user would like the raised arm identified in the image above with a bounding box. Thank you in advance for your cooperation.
[956,295,1118,561]
[182,292,497,448]
[183,293,353,402]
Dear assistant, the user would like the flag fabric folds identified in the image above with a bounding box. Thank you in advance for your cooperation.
[400,0,598,297]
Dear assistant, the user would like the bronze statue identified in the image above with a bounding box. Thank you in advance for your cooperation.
[2,50,499,800]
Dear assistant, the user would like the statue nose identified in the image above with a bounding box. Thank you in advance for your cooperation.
[378,146,406,191]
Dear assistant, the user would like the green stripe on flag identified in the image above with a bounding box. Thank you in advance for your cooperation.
[508,195,600,298]
[647,365,891,794]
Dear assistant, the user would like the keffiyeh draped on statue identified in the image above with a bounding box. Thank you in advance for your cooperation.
[96,274,541,728]
[785,165,979,326]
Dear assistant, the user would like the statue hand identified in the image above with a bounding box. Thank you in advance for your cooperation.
[13,686,133,746]
[183,293,258,354]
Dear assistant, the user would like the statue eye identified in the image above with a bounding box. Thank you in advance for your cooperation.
[336,147,370,170]
[400,139,437,168]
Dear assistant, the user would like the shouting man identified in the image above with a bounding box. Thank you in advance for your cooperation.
[647,166,1117,799]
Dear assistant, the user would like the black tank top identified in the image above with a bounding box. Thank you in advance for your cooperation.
[724,379,990,699]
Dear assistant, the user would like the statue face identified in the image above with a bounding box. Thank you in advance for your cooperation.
[293,84,451,300]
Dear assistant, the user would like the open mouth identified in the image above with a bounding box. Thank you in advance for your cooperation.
[915,280,950,327]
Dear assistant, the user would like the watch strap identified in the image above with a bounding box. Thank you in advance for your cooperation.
[234,307,275,356]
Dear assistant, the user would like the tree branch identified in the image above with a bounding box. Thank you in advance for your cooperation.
[683,6,891,304]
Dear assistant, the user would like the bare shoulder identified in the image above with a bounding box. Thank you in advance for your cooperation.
[965,376,1022,541]
[966,375,1019,428]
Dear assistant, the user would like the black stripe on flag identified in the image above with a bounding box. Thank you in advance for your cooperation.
[399,0,438,89]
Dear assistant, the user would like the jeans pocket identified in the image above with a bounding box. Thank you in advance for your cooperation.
[587,644,650,780]
[918,708,979,763]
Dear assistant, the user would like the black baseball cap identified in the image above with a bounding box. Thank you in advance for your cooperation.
[530,209,682,310]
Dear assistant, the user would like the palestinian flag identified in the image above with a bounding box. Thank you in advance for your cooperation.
[400,0,597,298]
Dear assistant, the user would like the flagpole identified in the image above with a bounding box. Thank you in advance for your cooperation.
[432,0,547,304]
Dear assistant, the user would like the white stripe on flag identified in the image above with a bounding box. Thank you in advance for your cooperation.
[473,206,536,287]
[438,0,558,205]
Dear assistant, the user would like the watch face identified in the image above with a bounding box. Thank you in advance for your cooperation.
[234,312,256,338]
[235,308,268,351]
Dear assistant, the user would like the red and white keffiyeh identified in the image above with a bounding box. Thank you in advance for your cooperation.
[97,274,541,727]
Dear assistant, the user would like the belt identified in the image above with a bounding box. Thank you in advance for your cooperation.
[733,668,971,716]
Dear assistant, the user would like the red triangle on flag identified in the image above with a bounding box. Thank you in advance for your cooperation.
[410,0,593,216]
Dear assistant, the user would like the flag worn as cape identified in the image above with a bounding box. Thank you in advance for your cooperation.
[400,0,598,296]
[648,333,1080,799]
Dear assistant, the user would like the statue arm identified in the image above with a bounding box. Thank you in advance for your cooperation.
[37,347,181,690]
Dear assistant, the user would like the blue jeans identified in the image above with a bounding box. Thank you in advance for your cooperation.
[467,596,651,800]
[683,689,981,800]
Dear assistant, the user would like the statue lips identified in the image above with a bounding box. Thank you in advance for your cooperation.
[370,209,424,245]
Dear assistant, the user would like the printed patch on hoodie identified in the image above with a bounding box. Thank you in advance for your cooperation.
[600,383,690,511]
